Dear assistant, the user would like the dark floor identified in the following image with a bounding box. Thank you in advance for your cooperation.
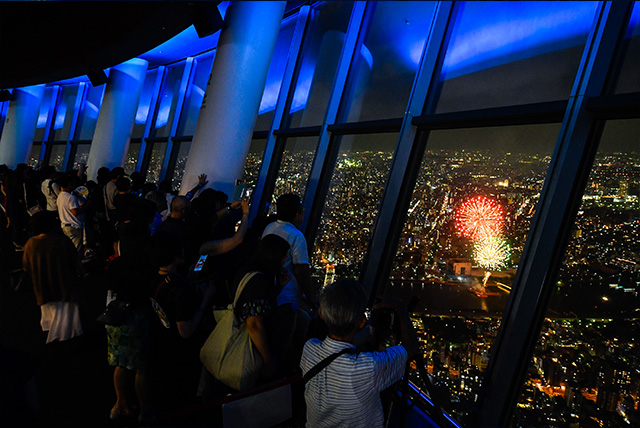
[0,249,116,428]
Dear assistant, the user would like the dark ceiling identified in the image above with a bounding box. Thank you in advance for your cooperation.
[0,2,215,89]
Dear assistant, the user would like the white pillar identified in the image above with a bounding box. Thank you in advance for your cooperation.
[180,1,286,198]
[0,85,45,168]
[87,58,148,181]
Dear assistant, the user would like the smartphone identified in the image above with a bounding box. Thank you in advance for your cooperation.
[241,187,253,199]
[194,254,208,272]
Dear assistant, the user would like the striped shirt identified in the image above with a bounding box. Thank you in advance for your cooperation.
[301,337,408,428]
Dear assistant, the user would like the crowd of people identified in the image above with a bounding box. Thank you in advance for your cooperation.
[0,161,418,428]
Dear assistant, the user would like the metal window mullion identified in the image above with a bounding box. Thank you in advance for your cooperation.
[251,5,311,221]
[160,58,194,182]
[475,2,634,426]
[302,1,367,240]
[360,1,456,299]
[63,82,87,171]
[137,66,165,173]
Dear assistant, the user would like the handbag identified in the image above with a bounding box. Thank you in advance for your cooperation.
[200,271,262,392]
[96,291,131,327]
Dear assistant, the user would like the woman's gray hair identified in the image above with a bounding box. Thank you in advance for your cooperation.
[320,279,367,337]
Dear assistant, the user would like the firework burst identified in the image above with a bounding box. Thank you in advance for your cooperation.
[455,196,503,241]
[474,236,511,270]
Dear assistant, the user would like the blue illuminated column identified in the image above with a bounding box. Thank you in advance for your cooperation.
[0,85,46,168]
[87,58,148,181]
[180,1,286,198]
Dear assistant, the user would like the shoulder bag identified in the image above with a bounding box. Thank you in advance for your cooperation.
[200,271,262,392]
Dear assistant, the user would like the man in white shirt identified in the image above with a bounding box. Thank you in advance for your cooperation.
[56,173,84,255]
[301,280,418,428]
[261,193,318,371]
[40,165,60,219]
[261,193,316,309]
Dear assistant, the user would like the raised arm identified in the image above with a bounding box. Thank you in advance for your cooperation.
[198,199,250,256]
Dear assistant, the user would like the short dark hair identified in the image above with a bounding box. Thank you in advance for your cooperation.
[276,193,303,222]
[115,176,131,192]
[56,173,72,189]
[320,279,367,338]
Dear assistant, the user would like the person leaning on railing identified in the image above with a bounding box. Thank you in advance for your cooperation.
[300,279,418,428]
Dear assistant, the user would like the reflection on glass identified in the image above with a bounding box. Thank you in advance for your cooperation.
[339,2,436,123]
[177,52,214,136]
[124,142,141,176]
[314,133,397,282]
[73,144,91,171]
[389,124,560,425]
[512,119,640,428]
[28,144,42,168]
[171,141,192,189]
[287,1,353,128]
[614,2,640,94]
[241,139,266,189]
[76,84,106,140]
[51,84,80,141]
[254,15,297,131]
[153,62,186,138]
[132,69,160,139]
[147,142,167,184]
[49,144,67,171]
[34,87,56,142]
[273,136,318,203]
[435,2,598,113]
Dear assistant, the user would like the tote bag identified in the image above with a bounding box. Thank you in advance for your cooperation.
[200,271,262,392]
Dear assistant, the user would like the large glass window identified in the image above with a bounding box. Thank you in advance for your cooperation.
[177,52,215,136]
[51,84,80,141]
[34,87,57,142]
[286,1,353,128]
[48,144,67,171]
[512,119,640,428]
[614,2,640,94]
[389,124,561,425]
[28,144,42,168]
[153,61,187,138]
[170,140,192,189]
[147,142,167,184]
[76,83,106,141]
[241,139,267,190]
[72,143,91,171]
[273,136,318,202]
[338,2,437,123]
[132,69,161,139]
[124,142,142,176]
[435,2,599,113]
[254,15,297,132]
[313,133,398,282]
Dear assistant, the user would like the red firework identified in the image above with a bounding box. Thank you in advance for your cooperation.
[455,196,503,241]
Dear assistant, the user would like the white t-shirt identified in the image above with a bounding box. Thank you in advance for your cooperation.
[261,220,309,307]
[41,178,61,212]
[57,191,83,229]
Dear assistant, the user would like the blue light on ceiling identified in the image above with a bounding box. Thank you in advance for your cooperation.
[627,2,640,38]
[139,1,229,68]
[54,104,67,129]
[440,1,599,80]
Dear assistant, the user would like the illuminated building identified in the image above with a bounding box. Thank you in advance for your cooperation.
[0,2,639,427]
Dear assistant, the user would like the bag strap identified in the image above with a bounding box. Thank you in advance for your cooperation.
[303,347,356,384]
[154,275,171,298]
[231,271,260,308]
